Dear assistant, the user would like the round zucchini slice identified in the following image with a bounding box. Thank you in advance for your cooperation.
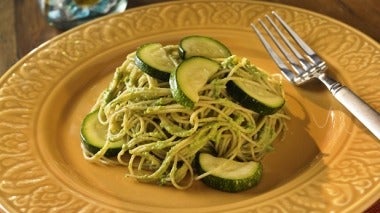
[179,35,232,59]
[135,43,176,81]
[226,79,285,115]
[196,153,263,192]
[80,111,124,157]
[169,56,220,108]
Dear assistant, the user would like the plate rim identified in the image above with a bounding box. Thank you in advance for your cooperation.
[0,0,379,212]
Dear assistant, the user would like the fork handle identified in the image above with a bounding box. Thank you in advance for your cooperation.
[319,74,380,139]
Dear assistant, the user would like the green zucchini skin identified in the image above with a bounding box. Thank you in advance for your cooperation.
[226,80,284,115]
[80,111,123,157]
[80,135,122,158]
[134,55,171,81]
[169,70,194,108]
[179,35,232,59]
[135,43,176,81]
[169,56,220,108]
[195,153,263,193]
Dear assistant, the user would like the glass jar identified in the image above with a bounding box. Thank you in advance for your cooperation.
[38,0,128,30]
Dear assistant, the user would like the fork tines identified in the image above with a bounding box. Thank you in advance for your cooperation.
[251,11,327,85]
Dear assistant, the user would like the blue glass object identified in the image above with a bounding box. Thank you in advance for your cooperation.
[38,0,128,30]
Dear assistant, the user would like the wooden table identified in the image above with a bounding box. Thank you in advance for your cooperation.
[0,0,379,212]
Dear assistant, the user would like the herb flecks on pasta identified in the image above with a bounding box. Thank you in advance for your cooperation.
[81,41,288,191]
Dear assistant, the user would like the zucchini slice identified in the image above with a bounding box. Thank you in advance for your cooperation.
[135,43,176,81]
[226,79,285,115]
[196,153,263,192]
[169,56,220,108]
[179,35,232,59]
[80,111,124,157]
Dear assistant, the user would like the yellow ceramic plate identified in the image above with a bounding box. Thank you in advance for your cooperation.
[0,1,379,212]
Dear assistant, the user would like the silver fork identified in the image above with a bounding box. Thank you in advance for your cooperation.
[251,11,380,140]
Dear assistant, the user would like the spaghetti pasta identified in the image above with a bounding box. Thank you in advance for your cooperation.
[81,44,288,189]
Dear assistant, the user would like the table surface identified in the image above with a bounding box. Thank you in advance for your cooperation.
[0,0,379,212]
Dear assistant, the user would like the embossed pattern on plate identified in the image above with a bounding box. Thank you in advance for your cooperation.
[0,1,379,212]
